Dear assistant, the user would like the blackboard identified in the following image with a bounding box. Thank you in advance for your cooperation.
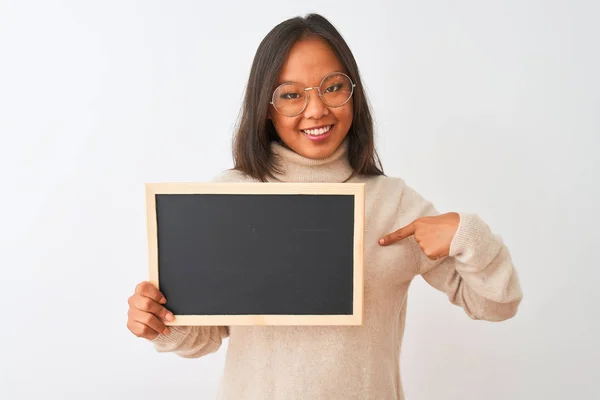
[145,182,365,326]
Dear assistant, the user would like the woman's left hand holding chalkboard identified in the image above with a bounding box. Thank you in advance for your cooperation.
[127,281,175,340]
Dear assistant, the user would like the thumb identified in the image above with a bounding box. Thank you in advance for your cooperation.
[379,221,417,246]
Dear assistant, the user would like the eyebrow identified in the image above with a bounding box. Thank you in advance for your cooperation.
[277,80,297,85]
[276,71,345,86]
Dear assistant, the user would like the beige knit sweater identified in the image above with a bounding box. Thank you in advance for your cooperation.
[151,139,523,399]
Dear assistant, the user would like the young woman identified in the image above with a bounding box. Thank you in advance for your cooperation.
[127,13,523,400]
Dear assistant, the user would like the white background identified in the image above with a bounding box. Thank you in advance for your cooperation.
[1,1,598,399]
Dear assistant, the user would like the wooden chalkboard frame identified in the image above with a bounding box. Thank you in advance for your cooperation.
[145,182,365,326]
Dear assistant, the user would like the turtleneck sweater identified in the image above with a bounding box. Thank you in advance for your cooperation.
[150,139,523,400]
[269,139,354,183]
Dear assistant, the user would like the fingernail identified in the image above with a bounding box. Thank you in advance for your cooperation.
[160,297,166,304]
[165,313,174,321]
[379,238,385,245]
[163,327,170,335]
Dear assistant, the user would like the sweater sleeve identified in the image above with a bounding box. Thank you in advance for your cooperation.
[151,326,229,358]
[401,185,523,322]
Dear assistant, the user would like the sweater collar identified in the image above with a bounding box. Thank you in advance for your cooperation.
[269,139,354,183]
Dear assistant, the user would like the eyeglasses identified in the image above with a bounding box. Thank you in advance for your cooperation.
[270,72,356,117]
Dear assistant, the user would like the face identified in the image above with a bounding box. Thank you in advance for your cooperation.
[268,37,353,160]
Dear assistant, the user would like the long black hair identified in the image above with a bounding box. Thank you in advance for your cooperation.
[232,13,384,181]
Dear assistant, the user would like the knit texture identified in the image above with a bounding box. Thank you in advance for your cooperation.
[151,139,523,399]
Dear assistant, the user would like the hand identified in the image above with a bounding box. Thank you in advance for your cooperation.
[127,281,174,340]
[378,212,460,260]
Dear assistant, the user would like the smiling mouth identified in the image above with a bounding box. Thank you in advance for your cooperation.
[301,124,334,136]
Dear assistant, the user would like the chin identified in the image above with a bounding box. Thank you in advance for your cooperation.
[296,134,346,159]
[297,147,335,159]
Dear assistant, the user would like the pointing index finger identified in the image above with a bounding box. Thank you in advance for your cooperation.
[379,221,417,246]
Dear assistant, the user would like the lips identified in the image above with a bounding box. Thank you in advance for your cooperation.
[300,124,334,142]
[301,124,333,136]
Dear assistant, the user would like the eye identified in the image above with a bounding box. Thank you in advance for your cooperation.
[324,83,344,93]
[280,92,302,100]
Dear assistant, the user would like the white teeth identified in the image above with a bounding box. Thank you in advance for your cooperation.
[303,125,332,136]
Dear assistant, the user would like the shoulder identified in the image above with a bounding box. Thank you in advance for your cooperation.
[352,174,409,199]
[210,169,258,183]
[353,174,436,217]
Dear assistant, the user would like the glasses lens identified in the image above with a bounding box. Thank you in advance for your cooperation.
[272,83,306,116]
[320,73,353,107]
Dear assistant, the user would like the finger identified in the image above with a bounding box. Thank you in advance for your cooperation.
[127,318,167,340]
[135,281,167,304]
[379,221,417,246]
[130,295,174,322]
[132,309,170,336]
[419,244,447,260]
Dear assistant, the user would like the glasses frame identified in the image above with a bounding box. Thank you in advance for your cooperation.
[270,72,356,117]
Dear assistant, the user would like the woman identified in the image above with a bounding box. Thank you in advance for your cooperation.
[126,13,523,400]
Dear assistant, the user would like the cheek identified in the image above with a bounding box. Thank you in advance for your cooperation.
[332,103,353,128]
[271,113,302,136]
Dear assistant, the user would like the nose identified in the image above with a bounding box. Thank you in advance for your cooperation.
[303,88,329,119]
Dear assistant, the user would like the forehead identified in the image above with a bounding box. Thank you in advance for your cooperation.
[278,37,345,85]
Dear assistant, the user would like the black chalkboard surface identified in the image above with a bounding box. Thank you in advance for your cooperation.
[145,182,365,326]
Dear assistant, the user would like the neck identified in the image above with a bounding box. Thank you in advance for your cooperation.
[269,139,354,183]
